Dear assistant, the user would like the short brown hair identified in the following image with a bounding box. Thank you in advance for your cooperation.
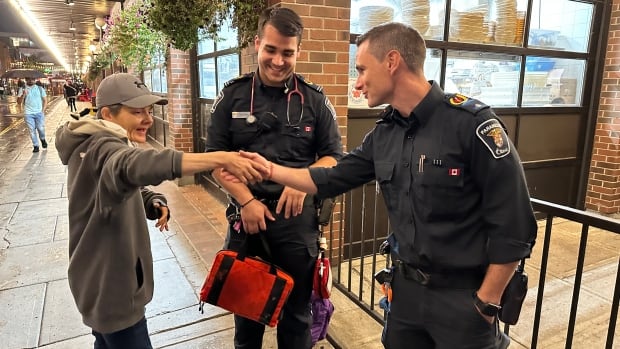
[356,22,426,73]
[96,104,123,119]
[257,7,303,46]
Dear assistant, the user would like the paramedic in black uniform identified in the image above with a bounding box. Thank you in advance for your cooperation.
[205,7,343,349]
[237,22,537,349]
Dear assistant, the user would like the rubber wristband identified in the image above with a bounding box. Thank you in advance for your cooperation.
[240,197,256,208]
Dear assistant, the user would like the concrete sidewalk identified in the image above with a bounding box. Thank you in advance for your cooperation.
[0,97,335,348]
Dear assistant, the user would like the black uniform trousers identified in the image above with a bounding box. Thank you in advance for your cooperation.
[382,263,508,349]
[225,201,318,349]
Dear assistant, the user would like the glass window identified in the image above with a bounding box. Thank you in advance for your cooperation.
[152,68,162,93]
[348,44,441,108]
[216,19,238,51]
[216,54,240,91]
[197,14,240,100]
[200,103,212,140]
[199,58,217,99]
[450,0,528,46]
[351,0,446,40]
[160,67,167,93]
[446,51,521,107]
[348,0,593,109]
[523,57,584,106]
[528,0,593,52]
[350,0,593,52]
[143,51,167,93]
[198,37,215,55]
[143,70,152,90]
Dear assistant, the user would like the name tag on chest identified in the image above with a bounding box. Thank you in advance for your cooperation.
[232,112,251,119]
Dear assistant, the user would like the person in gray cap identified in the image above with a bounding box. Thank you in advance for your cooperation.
[55,73,269,349]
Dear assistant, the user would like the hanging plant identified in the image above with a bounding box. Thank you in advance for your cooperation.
[107,0,167,72]
[85,45,116,82]
[146,0,267,51]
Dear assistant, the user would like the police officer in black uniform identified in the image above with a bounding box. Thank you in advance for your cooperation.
[240,22,538,349]
[205,7,343,349]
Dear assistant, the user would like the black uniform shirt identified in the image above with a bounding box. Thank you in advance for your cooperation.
[310,81,537,271]
[206,71,343,198]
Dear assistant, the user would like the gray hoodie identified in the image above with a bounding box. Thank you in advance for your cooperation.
[55,119,183,333]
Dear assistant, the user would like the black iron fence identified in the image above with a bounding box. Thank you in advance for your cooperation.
[325,189,619,349]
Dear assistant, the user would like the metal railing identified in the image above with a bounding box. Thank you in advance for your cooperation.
[326,188,619,349]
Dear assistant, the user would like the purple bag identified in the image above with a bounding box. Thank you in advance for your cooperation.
[311,291,334,345]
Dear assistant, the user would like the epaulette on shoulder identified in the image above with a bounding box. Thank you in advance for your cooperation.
[444,93,489,115]
[224,72,254,88]
[295,73,323,93]
[375,107,394,124]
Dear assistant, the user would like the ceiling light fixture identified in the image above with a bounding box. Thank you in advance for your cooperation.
[65,0,74,6]
[69,21,76,31]
[8,0,70,70]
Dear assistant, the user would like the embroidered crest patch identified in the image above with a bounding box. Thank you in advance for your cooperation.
[449,93,468,106]
[476,119,510,159]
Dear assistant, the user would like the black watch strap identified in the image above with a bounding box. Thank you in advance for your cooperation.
[473,292,501,317]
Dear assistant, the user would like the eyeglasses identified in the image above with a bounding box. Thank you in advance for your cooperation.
[250,74,304,128]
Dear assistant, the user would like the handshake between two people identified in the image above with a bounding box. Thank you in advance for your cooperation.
[219,150,274,184]
[217,150,317,195]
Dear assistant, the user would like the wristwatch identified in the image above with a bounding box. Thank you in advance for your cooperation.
[473,292,501,317]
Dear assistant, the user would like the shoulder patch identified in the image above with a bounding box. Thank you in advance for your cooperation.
[476,119,511,159]
[445,93,489,115]
[210,89,224,114]
[223,72,254,88]
[295,73,323,93]
[324,96,337,120]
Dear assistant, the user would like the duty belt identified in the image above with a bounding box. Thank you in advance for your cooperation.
[395,260,484,289]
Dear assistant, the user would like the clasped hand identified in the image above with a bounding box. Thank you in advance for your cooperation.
[222,151,271,184]
[222,151,272,183]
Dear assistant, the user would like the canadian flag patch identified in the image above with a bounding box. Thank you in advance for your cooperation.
[304,126,312,132]
[448,168,460,176]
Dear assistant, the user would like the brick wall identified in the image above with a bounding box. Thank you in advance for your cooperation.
[166,48,194,153]
[585,0,620,214]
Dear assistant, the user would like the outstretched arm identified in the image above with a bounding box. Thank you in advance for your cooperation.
[239,151,318,194]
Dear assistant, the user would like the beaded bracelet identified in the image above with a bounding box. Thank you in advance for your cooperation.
[240,197,256,208]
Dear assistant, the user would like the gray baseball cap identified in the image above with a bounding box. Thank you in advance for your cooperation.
[96,73,167,111]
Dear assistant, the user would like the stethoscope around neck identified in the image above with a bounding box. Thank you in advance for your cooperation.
[250,74,304,128]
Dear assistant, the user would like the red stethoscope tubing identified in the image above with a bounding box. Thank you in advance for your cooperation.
[250,74,304,126]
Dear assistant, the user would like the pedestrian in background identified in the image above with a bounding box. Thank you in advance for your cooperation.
[18,77,47,152]
[55,73,268,349]
[238,22,537,349]
[206,6,343,349]
[63,79,78,112]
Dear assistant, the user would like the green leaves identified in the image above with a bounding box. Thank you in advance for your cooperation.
[147,0,266,51]
[107,0,167,72]
[89,0,265,76]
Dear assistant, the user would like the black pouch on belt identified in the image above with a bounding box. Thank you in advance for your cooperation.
[317,197,336,226]
[499,259,528,325]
